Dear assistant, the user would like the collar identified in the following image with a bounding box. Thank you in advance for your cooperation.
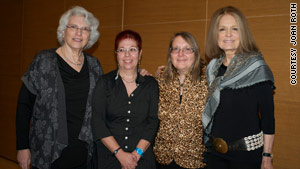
[114,69,145,84]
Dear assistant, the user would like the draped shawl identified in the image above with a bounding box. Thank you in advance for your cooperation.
[202,52,274,144]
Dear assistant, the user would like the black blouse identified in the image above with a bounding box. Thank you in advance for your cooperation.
[92,70,159,168]
[211,64,275,161]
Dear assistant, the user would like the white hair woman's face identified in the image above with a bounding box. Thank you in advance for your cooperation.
[62,15,91,50]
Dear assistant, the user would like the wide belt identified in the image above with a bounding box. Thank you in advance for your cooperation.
[212,131,263,154]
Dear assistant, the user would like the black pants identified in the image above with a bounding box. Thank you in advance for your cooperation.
[32,159,89,169]
[156,161,204,169]
[32,164,87,169]
[206,153,261,169]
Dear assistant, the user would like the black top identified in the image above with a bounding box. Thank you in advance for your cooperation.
[92,70,159,168]
[211,64,275,161]
[57,53,89,146]
[56,54,89,167]
[16,83,36,149]
[16,54,90,167]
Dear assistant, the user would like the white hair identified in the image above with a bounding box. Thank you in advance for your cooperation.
[57,6,100,50]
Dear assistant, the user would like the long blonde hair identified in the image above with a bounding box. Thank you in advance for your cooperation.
[164,32,205,82]
[205,6,259,58]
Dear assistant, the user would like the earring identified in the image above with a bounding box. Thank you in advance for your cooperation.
[115,69,119,80]
[137,59,141,73]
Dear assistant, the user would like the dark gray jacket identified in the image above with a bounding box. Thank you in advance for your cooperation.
[22,48,102,169]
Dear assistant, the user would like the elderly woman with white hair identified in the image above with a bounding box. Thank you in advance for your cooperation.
[16,6,102,169]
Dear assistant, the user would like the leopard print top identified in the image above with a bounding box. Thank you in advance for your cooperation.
[154,68,208,168]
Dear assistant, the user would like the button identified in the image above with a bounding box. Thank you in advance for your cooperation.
[128,110,131,114]
[125,146,128,149]
[125,127,128,131]
[125,136,128,140]
[131,94,134,97]
[128,101,131,104]
[126,119,130,122]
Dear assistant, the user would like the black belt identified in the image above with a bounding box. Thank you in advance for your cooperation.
[211,131,263,154]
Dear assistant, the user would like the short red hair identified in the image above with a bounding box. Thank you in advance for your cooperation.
[114,30,142,51]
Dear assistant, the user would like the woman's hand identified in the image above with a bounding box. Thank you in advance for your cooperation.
[131,150,142,162]
[100,136,137,169]
[261,156,273,169]
[17,149,31,169]
[154,66,165,77]
[139,68,152,76]
[116,149,138,169]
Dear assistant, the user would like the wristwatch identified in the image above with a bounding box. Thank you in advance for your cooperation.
[262,152,273,158]
[135,147,143,157]
[113,147,121,156]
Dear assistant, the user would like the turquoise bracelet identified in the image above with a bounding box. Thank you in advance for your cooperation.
[135,147,143,157]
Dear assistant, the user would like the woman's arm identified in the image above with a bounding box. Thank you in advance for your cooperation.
[16,83,36,169]
[92,78,112,141]
[256,81,275,169]
[131,139,151,161]
[132,79,159,162]
[140,79,160,144]
[261,134,274,169]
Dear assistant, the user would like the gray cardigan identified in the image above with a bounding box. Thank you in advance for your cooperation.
[22,48,102,169]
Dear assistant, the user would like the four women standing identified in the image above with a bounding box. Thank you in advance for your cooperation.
[16,5,275,169]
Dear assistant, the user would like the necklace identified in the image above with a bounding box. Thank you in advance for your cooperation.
[119,72,137,83]
[178,76,185,87]
[60,47,83,66]
[121,76,136,83]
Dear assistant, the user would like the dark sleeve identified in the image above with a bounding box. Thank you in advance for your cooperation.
[96,58,103,76]
[256,81,275,134]
[141,79,160,143]
[16,83,36,150]
[92,78,112,141]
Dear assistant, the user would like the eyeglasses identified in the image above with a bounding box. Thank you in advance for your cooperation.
[66,25,91,34]
[170,47,194,54]
[116,47,139,55]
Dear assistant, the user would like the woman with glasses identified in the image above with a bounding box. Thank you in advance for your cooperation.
[92,30,159,169]
[16,6,102,169]
[154,32,207,169]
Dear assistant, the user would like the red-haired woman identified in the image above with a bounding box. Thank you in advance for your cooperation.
[92,30,159,169]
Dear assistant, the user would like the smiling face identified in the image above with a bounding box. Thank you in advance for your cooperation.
[117,38,141,71]
[170,36,195,74]
[218,14,240,55]
[62,15,90,51]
